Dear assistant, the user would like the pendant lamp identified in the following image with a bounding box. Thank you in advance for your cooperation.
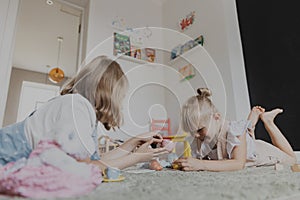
[49,36,65,83]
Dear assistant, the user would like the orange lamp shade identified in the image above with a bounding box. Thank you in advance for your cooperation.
[48,67,64,83]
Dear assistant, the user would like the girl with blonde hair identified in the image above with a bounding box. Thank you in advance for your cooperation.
[175,88,296,171]
[0,55,168,171]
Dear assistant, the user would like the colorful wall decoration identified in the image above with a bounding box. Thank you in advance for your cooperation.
[179,11,195,32]
[178,64,195,81]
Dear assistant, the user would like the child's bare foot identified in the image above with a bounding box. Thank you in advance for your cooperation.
[260,108,283,124]
[247,106,265,138]
[248,106,265,126]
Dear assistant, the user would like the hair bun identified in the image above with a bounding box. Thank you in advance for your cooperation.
[197,88,212,97]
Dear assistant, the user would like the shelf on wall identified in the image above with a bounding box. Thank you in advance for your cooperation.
[168,45,203,65]
[116,54,158,65]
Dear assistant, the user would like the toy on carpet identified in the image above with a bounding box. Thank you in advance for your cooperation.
[149,159,163,171]
[148,139,176,171]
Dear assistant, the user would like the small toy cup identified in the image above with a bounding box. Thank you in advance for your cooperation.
[103,167,121,179]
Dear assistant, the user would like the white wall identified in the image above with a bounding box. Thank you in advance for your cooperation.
[86,0,163,56]
[0,0,20,127]
[221,0,251,120]
[86,0,166,140]
[161,0,251,133]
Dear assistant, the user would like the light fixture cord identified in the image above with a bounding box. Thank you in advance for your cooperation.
[56,37,63,72]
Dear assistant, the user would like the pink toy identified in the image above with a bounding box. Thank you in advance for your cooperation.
[162,139,176,152]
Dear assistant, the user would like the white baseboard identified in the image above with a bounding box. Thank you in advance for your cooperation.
[294,151,300,163]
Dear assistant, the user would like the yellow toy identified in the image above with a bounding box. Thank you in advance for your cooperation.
[171,163,181,170]
[163,132,192,158]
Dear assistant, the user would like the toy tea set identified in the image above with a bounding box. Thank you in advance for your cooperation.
[102,167,125,182]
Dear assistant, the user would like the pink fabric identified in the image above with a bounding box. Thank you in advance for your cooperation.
[0,140,102,199]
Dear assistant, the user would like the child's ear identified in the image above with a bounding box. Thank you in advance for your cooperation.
[213,113,221,120]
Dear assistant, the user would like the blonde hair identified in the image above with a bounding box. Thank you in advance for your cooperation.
[61,55,128,130]
[181,88,218,133]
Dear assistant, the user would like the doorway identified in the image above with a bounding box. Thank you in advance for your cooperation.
[2,0,88,127]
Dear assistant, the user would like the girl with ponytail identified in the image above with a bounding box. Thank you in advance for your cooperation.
[176,88,296,171]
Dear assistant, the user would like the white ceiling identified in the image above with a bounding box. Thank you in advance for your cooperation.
[13,0,83,77]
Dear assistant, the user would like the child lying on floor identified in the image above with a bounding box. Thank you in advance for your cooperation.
[0,55,169,170]
[173,88,296,171]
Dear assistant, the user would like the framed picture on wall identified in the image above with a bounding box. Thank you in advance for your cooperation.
[170,44,182,60]
[181,40,197,54]
[194,35,204,46]
[145,48,156,62]
[178,64,195,81]
[113,32,131,56]
[130,45,142,59]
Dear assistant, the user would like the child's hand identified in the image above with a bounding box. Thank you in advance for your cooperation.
[121,132,163,153]
[173,157,202,171]
[162,139,176,152]
[133,140,169,163]
[131,132,163,147]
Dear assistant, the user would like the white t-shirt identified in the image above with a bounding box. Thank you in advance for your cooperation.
[24,94,97,160]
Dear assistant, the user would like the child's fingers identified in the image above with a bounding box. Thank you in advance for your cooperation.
[138,139,153,149]
[174,158,187,163]
[154,134,163,140]
[153,147,168,154]
[145,138,154,145]
[181,162,191,167]
[152,133,163,138]
[152,138,163,143]
[152,134,163,143]
[143,134,163,143]
[182,167,193,171]
[136,132,163,144]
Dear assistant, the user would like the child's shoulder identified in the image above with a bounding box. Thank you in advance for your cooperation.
[52,94,94,112]
[57,93,90,104]
[57,94,96,120]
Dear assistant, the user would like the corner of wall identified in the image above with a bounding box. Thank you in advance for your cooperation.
[0,0,20,127]
[221,0,251,120]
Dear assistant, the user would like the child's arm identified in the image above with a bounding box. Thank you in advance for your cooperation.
[175,131,247,172]
[77,158,107,171]
[99,141,136,160]
[101,132,163,160]
[101,140,168,169]
[80,139,169,170]
[78,154,144,171]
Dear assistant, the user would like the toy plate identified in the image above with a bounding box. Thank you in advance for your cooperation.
[103,175,125,182]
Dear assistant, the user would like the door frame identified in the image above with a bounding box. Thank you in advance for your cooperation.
[0,0,87,127]
[0,0,20,127]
